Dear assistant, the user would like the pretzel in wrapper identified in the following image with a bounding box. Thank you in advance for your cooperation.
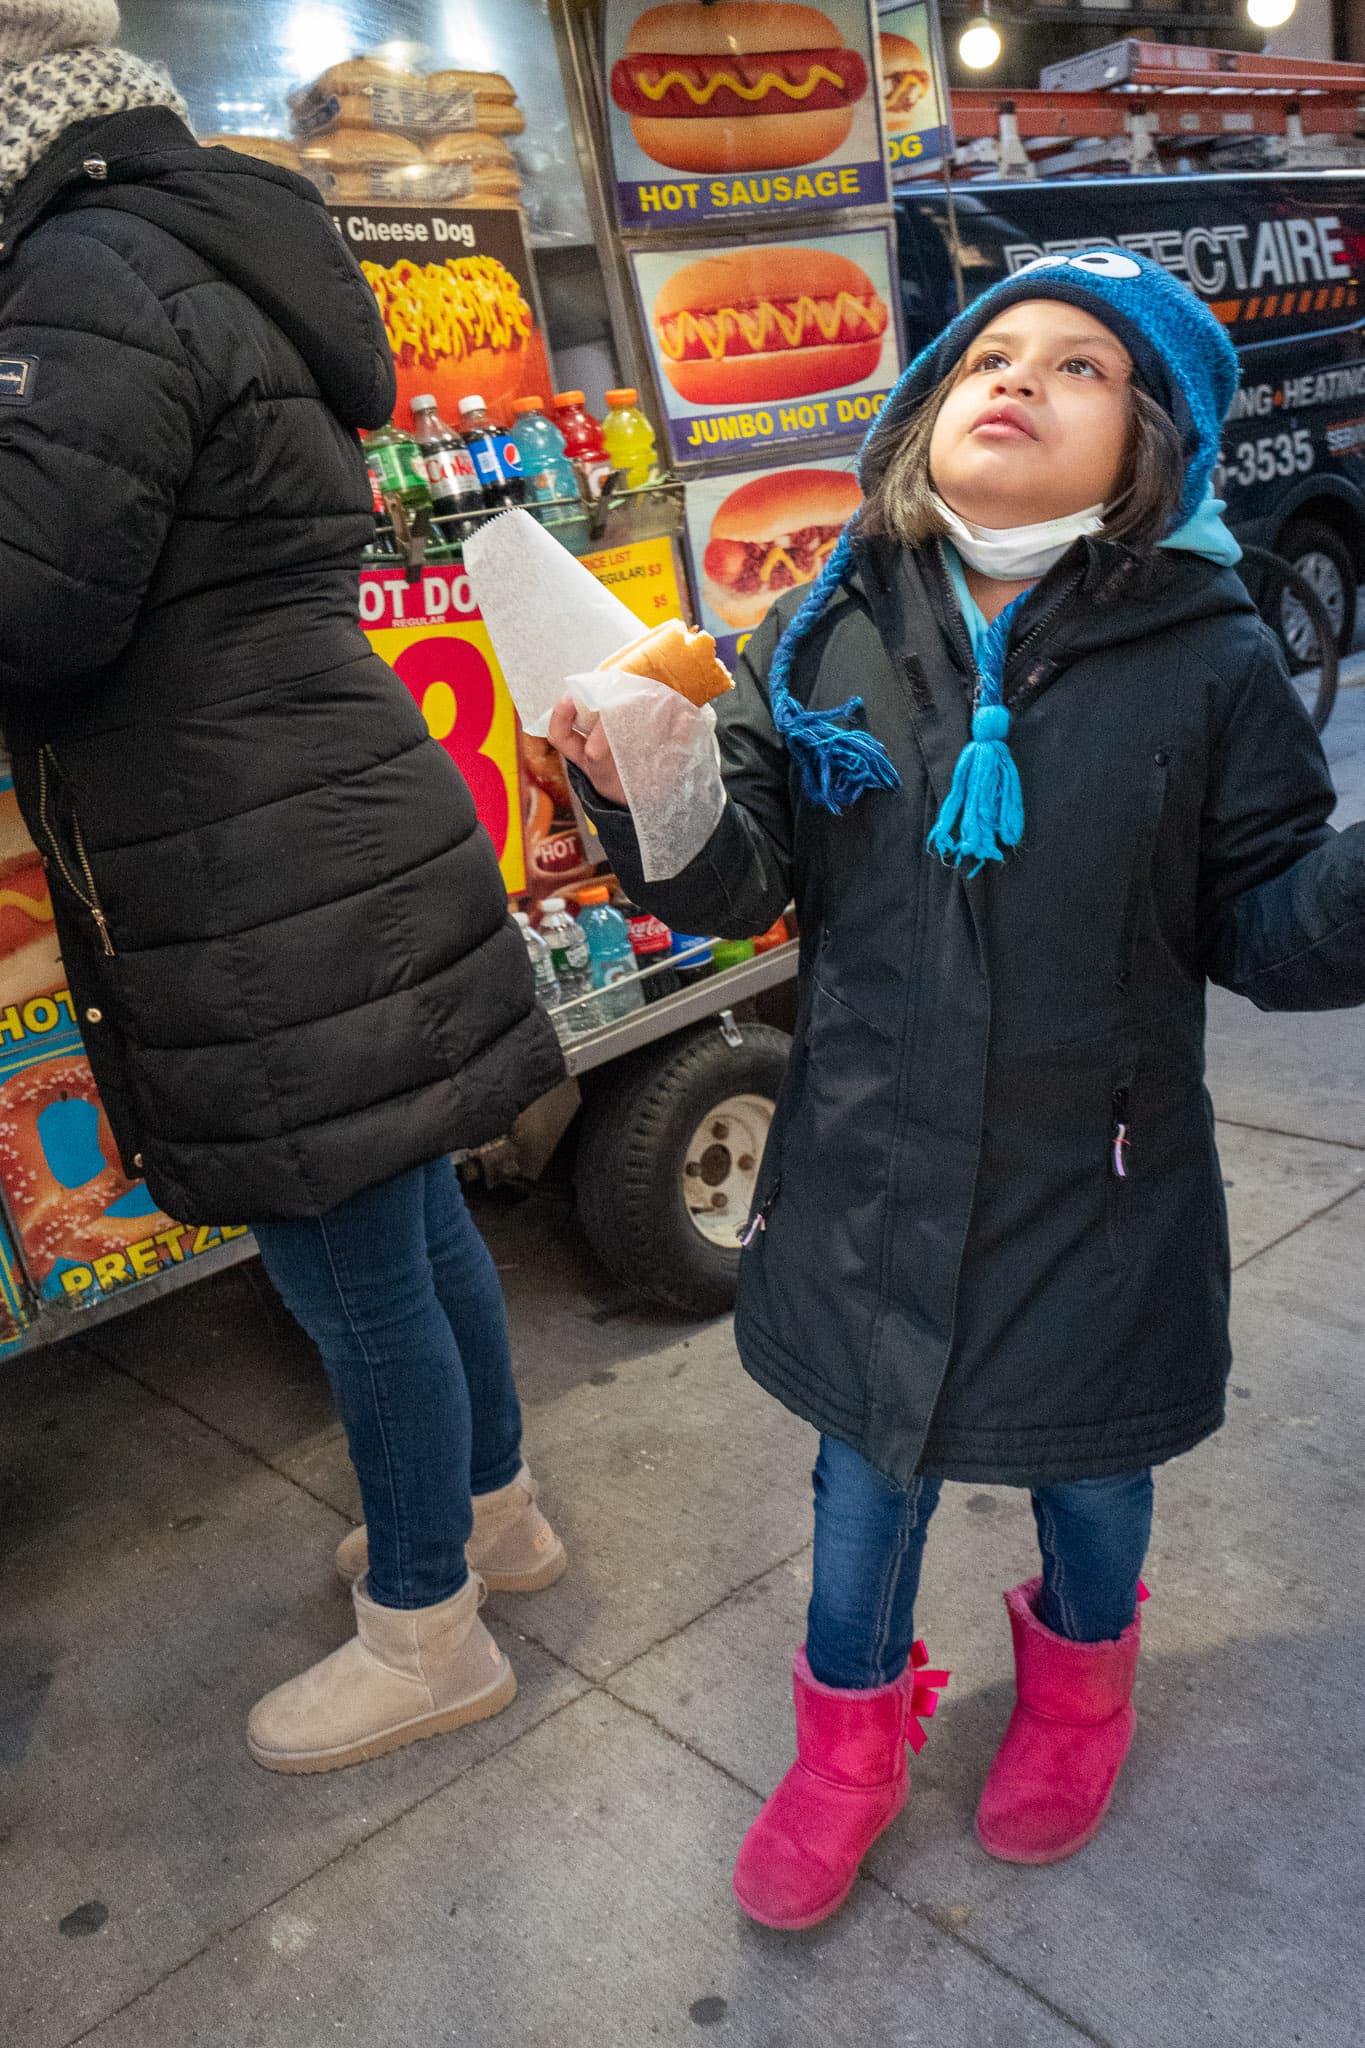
[600,619,733,709]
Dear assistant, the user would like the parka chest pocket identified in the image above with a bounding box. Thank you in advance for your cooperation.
[1114,748,1170,991]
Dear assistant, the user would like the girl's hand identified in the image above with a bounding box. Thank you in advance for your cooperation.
[548,696,628,808]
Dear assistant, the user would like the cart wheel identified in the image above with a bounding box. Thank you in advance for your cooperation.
[574,1020,791,1315]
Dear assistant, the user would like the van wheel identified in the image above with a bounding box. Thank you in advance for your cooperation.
[1279,521,1357,658]
[574,1021,791,1315]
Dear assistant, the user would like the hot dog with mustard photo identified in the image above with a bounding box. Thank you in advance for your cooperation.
[632,225,903,463]
[603,0,890,226]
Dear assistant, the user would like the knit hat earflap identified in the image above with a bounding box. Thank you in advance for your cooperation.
[765,249,1240,832]
[0,0,118,63]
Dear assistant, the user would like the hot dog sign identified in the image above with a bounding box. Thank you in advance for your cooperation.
[603,0,889,227]
[630,223,903,463]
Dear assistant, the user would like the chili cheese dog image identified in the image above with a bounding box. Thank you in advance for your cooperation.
[654,244,887,406]
[879,31,932,135]
[600,619,733,708]
[612,1,868,174]
[702,467,861,630]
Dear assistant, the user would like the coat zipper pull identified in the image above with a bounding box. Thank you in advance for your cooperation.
[741,1178,781,1247]
[91,907,115,958]
[1111,1089,1131,1180]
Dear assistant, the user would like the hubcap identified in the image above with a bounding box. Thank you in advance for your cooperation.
[682,1094,774,1249]
[1281,549,1346,663]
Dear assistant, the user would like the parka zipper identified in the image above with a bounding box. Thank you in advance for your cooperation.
[1110,1088,1131,1180]
[933,540,1084,710]
[37,747,115,956]
[741,1177,782,1247]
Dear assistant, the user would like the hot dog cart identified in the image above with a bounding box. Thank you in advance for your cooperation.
[1,0,929,1355]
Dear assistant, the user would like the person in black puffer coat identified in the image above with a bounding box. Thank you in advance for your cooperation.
[558,255,1365,1921]
[0,3,567,1773]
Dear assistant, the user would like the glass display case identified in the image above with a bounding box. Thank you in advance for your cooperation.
[117,0,594,245]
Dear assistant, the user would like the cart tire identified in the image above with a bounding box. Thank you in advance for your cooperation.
[574,1020,791,1316]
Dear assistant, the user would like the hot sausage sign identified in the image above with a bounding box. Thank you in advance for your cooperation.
[603,0,888,228]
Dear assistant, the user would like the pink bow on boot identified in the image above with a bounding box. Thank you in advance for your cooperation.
[733,1640,949,1930]
[976,1577,1147,1865]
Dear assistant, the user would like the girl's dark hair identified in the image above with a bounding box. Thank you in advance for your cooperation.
[860,364,1185,551]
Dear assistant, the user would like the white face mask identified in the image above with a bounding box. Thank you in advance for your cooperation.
[931,493,1105,580]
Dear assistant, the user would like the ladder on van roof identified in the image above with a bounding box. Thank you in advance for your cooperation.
[946,40,1365,181]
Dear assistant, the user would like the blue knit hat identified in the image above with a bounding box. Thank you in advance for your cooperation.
[766,249,1240,844]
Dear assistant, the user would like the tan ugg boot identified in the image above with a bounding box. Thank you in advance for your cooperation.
[247,1573,515,1774]
[335,1464,567,1595]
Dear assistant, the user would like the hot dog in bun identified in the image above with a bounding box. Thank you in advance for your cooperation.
[654,244,887,406]
[612,1,868,173]
[702,467,861,630]
[601,618,733,708]
[879,31,931,134]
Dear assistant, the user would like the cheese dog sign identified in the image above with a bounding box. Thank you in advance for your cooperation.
[603,0,888,226]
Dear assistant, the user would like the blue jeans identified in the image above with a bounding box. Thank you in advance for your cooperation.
[253,1159,523,1611]
[807,1435,1153,1689]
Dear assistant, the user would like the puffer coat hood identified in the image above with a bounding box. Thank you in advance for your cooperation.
[0,108,563,1225]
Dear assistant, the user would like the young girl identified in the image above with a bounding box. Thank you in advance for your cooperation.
[552,252,1365,1928]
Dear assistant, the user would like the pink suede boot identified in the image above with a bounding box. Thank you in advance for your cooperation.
[733,1641,948,1930]
[976,1577,1147,1865]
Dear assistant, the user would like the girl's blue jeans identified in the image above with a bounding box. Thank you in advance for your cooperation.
[253,1158,523,1611]
[808,1435,1153,1689]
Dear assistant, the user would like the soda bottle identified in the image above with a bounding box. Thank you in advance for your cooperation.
[364,421,433,555]
[752,913,791,954]
[711,937,755,973]
[458,395,526,509]
[411,394,484,534]
[602,388,659,489]
[577,884,645,1023]
[551,390,612,501]
[538,896,595,1035]
[510,397,581,517]
[616,894,679,1004]
[669,931,716,988]
[514,909,561,1014]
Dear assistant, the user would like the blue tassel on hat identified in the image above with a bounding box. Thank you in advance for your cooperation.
[765,526,901,815]
[926,595,1027,875]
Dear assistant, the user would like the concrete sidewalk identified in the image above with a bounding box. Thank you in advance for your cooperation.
[2,690,1363,2048]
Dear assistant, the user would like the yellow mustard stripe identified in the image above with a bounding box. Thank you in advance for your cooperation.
[659,291,884,362]
[0,891,53,922]
[635,65,842,105]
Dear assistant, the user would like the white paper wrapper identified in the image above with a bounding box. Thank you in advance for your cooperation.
[465,509,727,883]
[464,510,644,737]
[565,667,724,883]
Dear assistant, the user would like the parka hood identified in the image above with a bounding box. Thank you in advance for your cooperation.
[0,106,395,428]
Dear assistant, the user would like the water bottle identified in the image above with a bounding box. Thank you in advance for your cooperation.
[577,885,645,1022]
[537,897,595,1036]
[514,910,561,1014]
[510,397,581,519]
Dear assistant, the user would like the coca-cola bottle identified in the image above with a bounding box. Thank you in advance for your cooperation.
[411,394,485,538]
